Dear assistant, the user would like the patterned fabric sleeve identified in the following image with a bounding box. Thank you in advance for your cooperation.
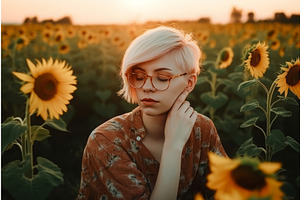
[77,131,150,200]
[207,119,227,158]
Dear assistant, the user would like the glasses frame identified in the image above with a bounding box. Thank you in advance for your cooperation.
[126,72,188,91]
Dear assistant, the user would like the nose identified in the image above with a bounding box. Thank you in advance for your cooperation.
[142,76,155,91]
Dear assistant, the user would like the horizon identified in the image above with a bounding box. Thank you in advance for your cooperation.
[1,0,300,25]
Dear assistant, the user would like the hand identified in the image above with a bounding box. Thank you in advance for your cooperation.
[164,90,197,150]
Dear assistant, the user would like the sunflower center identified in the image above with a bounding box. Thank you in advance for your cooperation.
[221,50,229,62]
[250,49,261,67]
[286,64,300,86]
[34,73,58,101]
[231,165,266,191]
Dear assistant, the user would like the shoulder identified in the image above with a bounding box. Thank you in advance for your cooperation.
[194,112,215,129]
[86,107,140,148]
[193,112,219,141]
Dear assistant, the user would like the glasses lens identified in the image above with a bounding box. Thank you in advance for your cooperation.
[152,74,170,90]
[128,73,145,88]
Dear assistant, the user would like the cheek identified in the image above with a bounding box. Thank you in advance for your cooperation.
[161,84,186,106]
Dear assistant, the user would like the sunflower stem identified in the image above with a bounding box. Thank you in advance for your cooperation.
[265,80,278,162]
[21,130,26,161]
[25,99,34,179]
[258,80,269,95]
[208,70,217,120]
[254,124,266,140]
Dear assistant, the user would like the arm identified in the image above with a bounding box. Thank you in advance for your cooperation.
[78,131,150,200]
[150,90,197,200]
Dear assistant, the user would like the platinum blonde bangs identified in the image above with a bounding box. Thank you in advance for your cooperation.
[118,26,202,103]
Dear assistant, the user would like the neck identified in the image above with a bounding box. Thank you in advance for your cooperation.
[142,112,168,140]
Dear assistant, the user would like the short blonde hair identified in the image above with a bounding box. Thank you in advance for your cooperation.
[118,26,202,103]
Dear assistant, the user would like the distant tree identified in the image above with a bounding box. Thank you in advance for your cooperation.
[274,12,288,23]
[31,16,38,23]
[23,16,39,24]
[290,14,300,23]
[41,19,55,24]
[198,17,211,23]
[23,17,31,24]
[230,7,242,23]
[56,16,72,24]
[247,12,255,23]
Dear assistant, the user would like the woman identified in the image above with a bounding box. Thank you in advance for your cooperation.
[78,26,227,200]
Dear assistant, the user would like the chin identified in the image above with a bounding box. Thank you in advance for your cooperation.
[140,105,170,117]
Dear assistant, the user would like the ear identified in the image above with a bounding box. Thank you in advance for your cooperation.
[185,74,197,93]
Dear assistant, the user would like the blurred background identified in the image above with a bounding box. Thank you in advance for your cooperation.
[1,0,299,199]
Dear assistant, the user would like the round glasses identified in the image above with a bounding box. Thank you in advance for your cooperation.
[126,72,187,91]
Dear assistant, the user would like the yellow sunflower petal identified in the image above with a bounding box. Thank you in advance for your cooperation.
[258,162,281,174]
[20,83,34,94]
[13,72,34,82]
[26,59,38,77]
[38,103,48,121]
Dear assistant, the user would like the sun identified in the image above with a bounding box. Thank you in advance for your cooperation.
[128,0,149,10]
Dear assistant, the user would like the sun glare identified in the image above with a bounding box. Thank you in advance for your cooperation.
[128,0,149,10]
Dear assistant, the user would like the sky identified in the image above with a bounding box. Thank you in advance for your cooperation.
[1,0,300,25]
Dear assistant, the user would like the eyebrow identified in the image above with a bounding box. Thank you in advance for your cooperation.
[132,66,172,72]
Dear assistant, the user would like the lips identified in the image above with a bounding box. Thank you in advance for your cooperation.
[141,98,158,105]
[142,98,157,102]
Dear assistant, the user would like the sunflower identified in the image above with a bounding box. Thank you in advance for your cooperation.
[207,152,284,200]
[243,42,270,79]
[58,43,70,54]
[270,39,280,51]
[279,46,285,57]
[194,193,204,200]
[77,39,88,49]
[54,31,65,43]
[266,29,277,40]
[12,58,77,120]
[42,29,53,45]
[16,35,30,51]
[276,58,300,99]
[216,47,234,69]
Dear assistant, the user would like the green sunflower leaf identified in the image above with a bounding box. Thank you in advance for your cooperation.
[217,78,234,88]
[277,96,299,106]
[240,117,259,128]
[45,118,68,132]
[236,138,264,157]
[237,79,258,91]
[2,157,63,200]
[271,107,292,117]
[228,72,244,81]
[266,129,286,156]
[1,118,27,154]
[285,136,300,153]
[200,92,228,109]
[31,126,51,142]
[96,89,112,103]
[240,99,260,112]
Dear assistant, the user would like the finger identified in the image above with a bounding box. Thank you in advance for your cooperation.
[172,90,189,111]
[185,106,194,117]
[190,111,197,121]
[178,101,190,112]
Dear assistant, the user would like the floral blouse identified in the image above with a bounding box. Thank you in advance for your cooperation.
[77,107,227,200]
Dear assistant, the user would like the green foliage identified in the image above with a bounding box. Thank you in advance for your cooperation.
[2,156,63,200]
[236,138,265,157]
[200,92,228,110]
[1,22,299,199]
[1,117,27,154]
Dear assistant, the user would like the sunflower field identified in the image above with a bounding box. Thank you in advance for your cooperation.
[1,21,299,199]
